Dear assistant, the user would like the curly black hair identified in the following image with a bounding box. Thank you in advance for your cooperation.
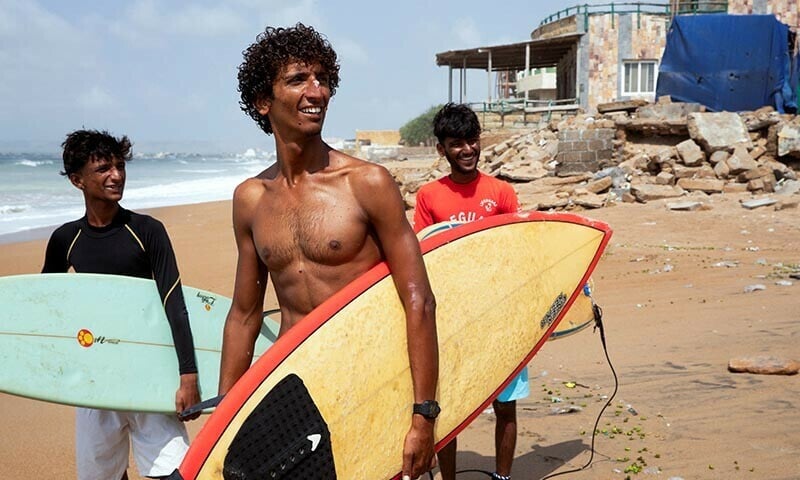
[433,103,482,144]
[61,129,132,177]
[238,23,341,135]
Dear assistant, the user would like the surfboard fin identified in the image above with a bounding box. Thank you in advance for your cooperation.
[222,373,336,479]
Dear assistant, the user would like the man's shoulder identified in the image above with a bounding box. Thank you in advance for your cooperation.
[125,209,167,235]
[417,177,441,195]
[233,175,268,207]
[330,149,376,171]
[331,150,393,185]
[49,218,83,239]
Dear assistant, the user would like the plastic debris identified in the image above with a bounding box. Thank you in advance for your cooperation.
[551,405,582,415]
[712,261,738,268]
[743,284,766,293]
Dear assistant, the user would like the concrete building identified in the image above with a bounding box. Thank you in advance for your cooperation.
[435,1,797,117]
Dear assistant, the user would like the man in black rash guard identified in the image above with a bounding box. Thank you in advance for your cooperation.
[41,129,200,480]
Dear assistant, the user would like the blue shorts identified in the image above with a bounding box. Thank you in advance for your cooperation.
[495,366,530,403]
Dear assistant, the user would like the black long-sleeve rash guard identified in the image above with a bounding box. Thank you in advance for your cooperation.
[42,207,198,375]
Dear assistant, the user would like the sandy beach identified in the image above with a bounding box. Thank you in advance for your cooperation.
[1,194,799,479]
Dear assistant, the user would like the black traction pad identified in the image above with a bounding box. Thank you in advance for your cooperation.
[222,373,336,479]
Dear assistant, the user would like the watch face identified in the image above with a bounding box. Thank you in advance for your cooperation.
[415,400,440,418]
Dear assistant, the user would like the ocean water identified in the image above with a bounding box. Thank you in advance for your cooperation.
[0,149,275,238]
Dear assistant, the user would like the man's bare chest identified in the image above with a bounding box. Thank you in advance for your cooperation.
[251,194,371,271]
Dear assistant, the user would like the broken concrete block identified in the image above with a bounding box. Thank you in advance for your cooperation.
[708,150,730,166]
[676,138,705,166]
[585,176,613,194]
[740,197,778,209]
[688,112,753,153]
[676,178,725,193]
[713,160,730,179]
[656,172,675,185]
[726,147,759,175]
[631,183,685,201]
[666,201,703,211]
[572,192,606,209]
[737,165,772,182]
[777,121,800,158]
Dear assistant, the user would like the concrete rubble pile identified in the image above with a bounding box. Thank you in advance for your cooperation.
[387,98,800,213]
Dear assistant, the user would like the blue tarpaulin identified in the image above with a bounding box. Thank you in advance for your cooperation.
[656,14,798,113]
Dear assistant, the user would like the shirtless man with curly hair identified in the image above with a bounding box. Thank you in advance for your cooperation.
[218,24,439,480]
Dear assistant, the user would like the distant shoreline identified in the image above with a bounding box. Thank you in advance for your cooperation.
[0,200,232,247]
[0,225,55,246]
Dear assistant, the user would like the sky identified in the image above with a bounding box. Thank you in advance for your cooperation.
[0,0,608,153]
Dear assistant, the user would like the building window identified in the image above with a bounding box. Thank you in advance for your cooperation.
[622,61,657,95]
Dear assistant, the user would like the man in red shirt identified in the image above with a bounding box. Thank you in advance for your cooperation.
[413,103,527,480]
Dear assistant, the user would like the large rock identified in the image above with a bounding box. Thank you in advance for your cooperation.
[675,139,705,166]
[739,107,781,131]
[676,178,725,193]
[688,112,753,153]
[572,192,606,209]
[777,119,800,158]
[498,163,549,182]
[728,356,800,375]
[630,183,685,201]
[585,176,613,194]
[636,102,705,119]
[725,147,758,175]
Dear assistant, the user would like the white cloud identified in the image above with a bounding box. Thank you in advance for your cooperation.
[77,86,118,110]
[109,0,247,45]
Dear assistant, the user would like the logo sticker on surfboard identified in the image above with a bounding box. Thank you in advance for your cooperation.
[540,292,567,329]
[76,329,120,347]
[77,329,94,347]
[196,292,217,311]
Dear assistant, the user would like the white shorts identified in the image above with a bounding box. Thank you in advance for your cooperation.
[75,408,189,480]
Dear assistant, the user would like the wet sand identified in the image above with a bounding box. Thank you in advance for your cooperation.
[1,195,798,479]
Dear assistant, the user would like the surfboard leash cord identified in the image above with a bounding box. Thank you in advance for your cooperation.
[444,302,619,480]
[538,302,619,479]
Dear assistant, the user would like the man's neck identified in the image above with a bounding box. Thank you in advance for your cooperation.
[273,132,330,183]
[84,201,120,228]
[448,170,479,184]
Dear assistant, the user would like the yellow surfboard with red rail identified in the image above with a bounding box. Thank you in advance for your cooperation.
[171,211,612,479]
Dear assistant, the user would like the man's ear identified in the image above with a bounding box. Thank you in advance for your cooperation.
[435,142,445,158]
[256,96,271,116]
[68,173,84,190]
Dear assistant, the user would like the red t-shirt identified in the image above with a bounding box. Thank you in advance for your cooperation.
[413,172,519,233]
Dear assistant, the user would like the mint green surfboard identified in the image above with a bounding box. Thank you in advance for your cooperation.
[0,273,278,413]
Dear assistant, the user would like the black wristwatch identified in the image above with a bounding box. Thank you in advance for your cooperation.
[413,400,441,419]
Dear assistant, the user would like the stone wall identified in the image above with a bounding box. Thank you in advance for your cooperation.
[728,0,799,29]
[585,13,668,110]
[587,15,619,108]
[555,127,616,176]
[532,16,578,40]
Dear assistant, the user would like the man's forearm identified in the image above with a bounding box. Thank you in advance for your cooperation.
[406,300,439,403]
[218,325,258,394]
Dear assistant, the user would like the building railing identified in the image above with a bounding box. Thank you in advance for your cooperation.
[468,98,582,127]
[539,2,728,30]
[469,98,580,114]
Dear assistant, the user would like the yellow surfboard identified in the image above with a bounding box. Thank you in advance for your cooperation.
[173,211,612,479]
[418,221,597,341]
